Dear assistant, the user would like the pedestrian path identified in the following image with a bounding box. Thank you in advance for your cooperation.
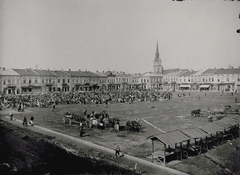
[2,116,189,175]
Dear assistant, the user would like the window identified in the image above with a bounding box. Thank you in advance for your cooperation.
[63,79,65,83]
[23,79,26,84]
[42,79,44,84]
[68,79,70,83]
[17,80,19,85]
[58,79,60,83]
[8,79,11,85]
[3,80,6,85]
[35,79,38,83]
[29,79,31,84]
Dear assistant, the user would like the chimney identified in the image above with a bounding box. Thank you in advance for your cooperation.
[35,64,38,70]
[3,67,5,71]
[69,69,71,71]
[25,68,28,72]
[79,69,81,71]
[61,68,63,71]
[102,71,104,73]
[96,70,98,72]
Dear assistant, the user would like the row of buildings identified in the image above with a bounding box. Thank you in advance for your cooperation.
[1,44,240,94]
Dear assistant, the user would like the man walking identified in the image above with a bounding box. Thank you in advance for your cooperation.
[79,121,84,137]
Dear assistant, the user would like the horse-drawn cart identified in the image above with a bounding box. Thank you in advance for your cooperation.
[224,105,239,115]
[62,112,85,125]
[191,109,208,117]
[207,109,225,122]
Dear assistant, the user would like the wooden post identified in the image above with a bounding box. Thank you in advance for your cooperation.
[200,138,202,154]
[152,141,154,162]
[164,144,166,166]
[180,142,182,160]
[175,143,178,160]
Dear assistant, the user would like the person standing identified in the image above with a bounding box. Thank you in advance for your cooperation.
[9,113,13,120]
[79,121,84,137]
[105,100,108,108]
[83,108,87,115]
[52,102,55,112]
[115,145,120,157]
[22,116,28,126]
[29,115,34,126]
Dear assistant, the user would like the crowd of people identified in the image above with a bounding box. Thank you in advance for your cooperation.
[0,89,173,110]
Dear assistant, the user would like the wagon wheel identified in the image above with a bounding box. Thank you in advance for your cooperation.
[62,117,66,124]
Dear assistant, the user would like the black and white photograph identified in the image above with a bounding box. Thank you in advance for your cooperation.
[0,0,240,174]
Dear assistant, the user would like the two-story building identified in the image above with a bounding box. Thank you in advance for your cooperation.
[13,68,41,94]
[54,70,71,92]
[162,69,187,90]
[0,67,21,94]
[33,69,57,93]
[200,68,221,91]
[213,67,240,91]
[94,71,107,91]
[178,70,197,90]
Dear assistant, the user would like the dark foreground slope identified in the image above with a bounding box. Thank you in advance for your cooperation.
[0,120,135,175]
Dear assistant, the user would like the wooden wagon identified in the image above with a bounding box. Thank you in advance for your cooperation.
[62,113,82,125]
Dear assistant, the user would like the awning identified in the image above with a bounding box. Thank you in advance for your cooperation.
[149,131,190,146]
[200,85,210,88]
[180,128,209,139]
[197,123,224,134]
[179,85,191,88]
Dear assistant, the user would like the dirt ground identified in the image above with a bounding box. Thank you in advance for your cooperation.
[0,90,240,175]
[0,120,152,175]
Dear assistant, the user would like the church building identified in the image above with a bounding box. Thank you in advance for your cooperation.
[153,42,163,75]
[139,42,163,89]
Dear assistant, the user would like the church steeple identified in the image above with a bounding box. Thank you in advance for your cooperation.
[155,42,159,61]
[153,41,163,75]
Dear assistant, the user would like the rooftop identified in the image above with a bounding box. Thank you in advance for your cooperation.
[13,69,39,76]
[0,68,19,76]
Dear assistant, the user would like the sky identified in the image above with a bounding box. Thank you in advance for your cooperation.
[0,0,240,74]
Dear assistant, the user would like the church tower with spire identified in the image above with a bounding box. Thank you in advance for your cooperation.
[153,42,163,74]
